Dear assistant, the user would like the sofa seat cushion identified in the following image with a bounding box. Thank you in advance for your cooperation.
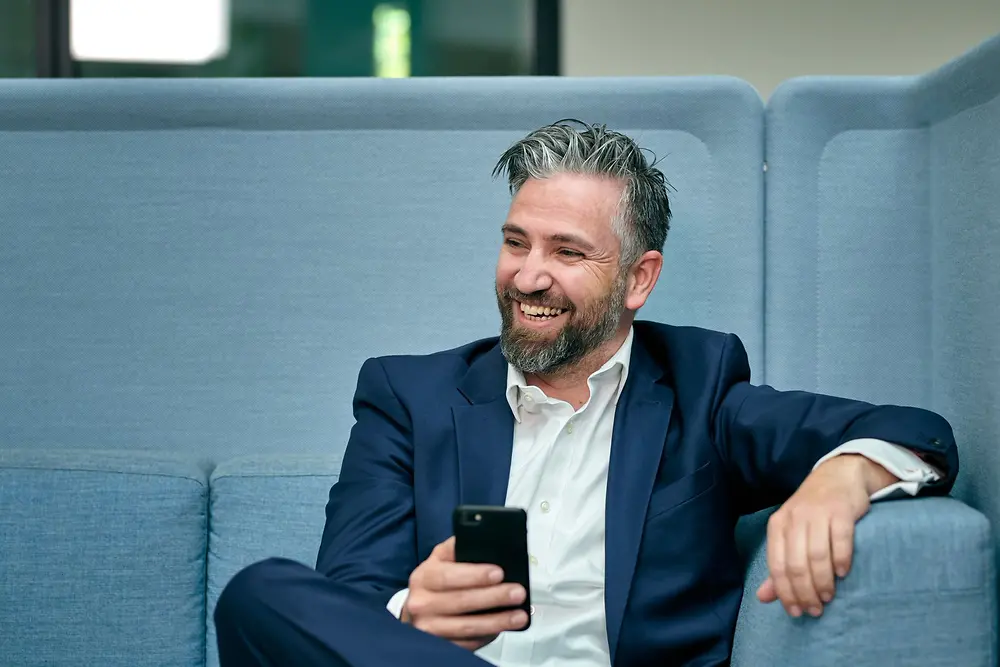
[0,449,210,667]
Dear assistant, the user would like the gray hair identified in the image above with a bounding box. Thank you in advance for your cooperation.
[492,120,672,269]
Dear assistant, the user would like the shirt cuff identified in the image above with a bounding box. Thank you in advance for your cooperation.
[386,587,410,619]
[813,438,943,501]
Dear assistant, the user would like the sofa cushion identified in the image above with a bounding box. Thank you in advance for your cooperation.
[0,449,209,667]
[206,454,342,667]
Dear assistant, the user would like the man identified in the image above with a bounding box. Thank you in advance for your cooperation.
[214,121,957,666]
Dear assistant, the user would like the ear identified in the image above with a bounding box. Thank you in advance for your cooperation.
[624,250,663,311]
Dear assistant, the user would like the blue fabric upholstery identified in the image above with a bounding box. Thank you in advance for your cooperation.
[762,34,1000,661]
[733,497,996,666]
[0,76,763,461]
[206,455,342,667]
[0,449,209,667]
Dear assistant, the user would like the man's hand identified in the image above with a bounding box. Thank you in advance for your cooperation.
[756,454,899,618]
[401,536,529,651]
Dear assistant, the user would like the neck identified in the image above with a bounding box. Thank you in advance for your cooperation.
[524,324,631,407]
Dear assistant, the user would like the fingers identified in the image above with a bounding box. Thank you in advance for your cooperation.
[431,536,456,562]
[766,514,799,616]
[830,516,855,578]
[807,518,835,606]
[414,608,529,642]
[786,516,823,616]
[755,576,777,603]
[767,508,856,619]
[407,583,525,618]
[455,638,500,652]
[413,560,503,593]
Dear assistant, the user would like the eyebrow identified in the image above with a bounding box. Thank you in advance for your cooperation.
[501,223,597,253]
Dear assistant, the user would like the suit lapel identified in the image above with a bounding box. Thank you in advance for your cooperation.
[454,344,515,507]
[605,336,674,665]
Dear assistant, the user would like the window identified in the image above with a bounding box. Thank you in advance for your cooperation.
[60,0,552,78]
[0,0,35,77]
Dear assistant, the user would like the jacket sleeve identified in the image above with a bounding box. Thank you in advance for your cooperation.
[315,357,417,605]
[709,333,959,516]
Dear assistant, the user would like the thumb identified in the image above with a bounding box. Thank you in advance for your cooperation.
[757,576,778,603]
[432,535,457,562]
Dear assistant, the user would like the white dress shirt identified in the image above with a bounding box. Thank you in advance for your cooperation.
[387,327,942,666]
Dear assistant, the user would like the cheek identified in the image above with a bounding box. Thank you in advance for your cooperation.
[562,265,609,306]
[495,254,518,283]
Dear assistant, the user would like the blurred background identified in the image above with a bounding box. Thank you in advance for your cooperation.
[1,0,999,98]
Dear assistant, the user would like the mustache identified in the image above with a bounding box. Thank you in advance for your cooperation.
[499,286,573,311]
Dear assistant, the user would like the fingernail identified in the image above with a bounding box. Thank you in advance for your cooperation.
[809,607,823,617]
[790,605,802,617]
[489,568,504,583]
[821,592,832,602]
[836,568,847,577]
[510,587,524,602]
[510,611,527,627]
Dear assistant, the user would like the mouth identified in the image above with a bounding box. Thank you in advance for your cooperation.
[515,301,569,327]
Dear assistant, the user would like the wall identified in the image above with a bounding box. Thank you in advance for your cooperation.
[562,0,1000,98]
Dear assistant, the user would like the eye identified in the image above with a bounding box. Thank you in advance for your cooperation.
[558,249,584,258]
[504,238,525,249]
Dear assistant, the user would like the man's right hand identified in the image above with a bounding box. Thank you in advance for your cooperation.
[401,536,529,651]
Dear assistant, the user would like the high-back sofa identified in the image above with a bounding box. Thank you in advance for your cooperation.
[1,33,998,667]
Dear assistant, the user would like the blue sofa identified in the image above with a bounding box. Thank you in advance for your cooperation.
[1,33,998,667]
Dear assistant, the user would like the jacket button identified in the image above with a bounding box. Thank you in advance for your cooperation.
[930,438,942,446]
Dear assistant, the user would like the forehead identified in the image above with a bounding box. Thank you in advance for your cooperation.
[504,172,624,244]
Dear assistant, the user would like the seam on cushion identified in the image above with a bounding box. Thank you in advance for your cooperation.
[839,585,993,598]
[0,464,207,487]
[812,139,822,393]
[211,472,340,480]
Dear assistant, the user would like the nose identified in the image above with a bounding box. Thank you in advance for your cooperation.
[513,250,553,294]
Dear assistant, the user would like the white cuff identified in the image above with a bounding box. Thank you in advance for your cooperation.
[813,438,943,501]
[386,587,410,619]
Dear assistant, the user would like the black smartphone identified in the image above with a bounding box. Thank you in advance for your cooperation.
[452,505,531,629]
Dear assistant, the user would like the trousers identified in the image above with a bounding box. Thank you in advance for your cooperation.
[214,557,493,667]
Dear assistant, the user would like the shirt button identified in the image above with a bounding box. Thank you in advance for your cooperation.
[540,500,550,513]
[529,555,538,565]
[524,395,533,403]
[566,422,574,434]
[529,605,535,616]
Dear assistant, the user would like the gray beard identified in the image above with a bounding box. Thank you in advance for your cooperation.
[496,274,627,375]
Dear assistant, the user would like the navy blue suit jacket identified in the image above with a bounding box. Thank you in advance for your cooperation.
[316,321,958,666]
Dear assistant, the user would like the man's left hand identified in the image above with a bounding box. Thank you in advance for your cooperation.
[756,454,899,618]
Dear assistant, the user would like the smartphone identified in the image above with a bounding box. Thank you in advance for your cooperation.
[452,505,531,629]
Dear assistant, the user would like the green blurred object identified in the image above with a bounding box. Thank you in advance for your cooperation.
[0,0,35,77]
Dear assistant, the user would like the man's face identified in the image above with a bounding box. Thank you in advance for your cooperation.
[495,172,630,375]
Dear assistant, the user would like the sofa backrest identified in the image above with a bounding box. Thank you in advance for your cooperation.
[0,77,766,667]
[762,31,1000,589]
[0,77,765,463]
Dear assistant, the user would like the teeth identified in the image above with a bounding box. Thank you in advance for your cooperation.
[519,302,565,317]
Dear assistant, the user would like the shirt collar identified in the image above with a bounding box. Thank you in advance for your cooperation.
[504,326,634,422]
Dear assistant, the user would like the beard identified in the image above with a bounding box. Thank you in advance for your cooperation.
[496,272,628,375]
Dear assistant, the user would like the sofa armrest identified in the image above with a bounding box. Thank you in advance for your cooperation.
[732,496,997,666]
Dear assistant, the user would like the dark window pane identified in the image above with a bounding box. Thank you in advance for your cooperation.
[73,0,538,78]
[0,0,35,77]
[419,0,534,76]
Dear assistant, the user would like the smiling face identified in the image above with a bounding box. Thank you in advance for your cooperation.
[495,172,638,375]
